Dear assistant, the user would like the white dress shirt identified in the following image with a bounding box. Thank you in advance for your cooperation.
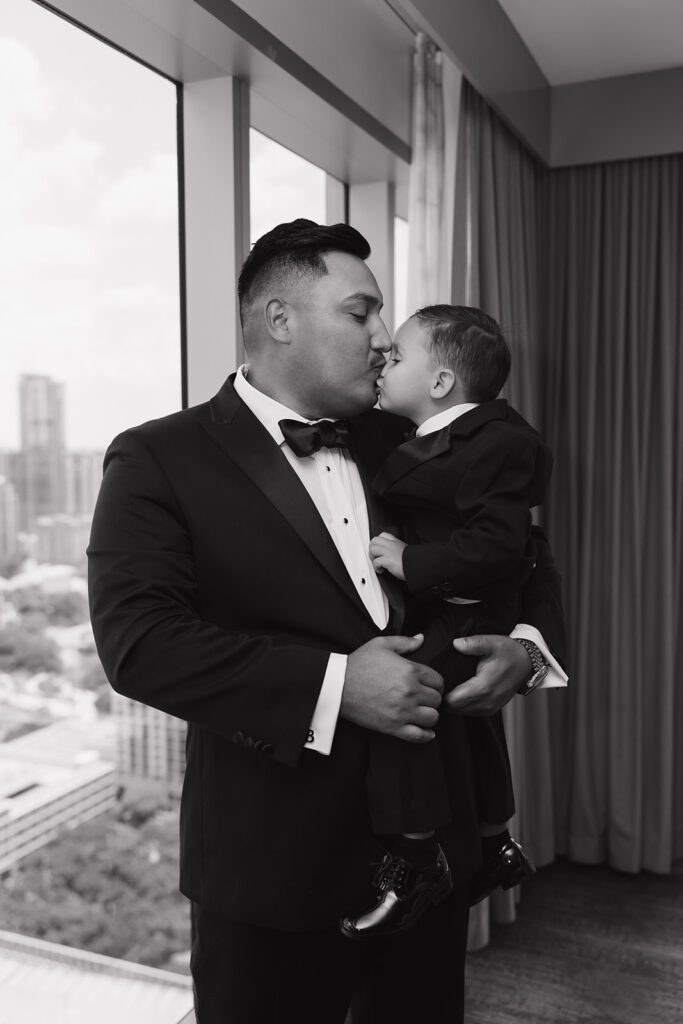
[234,365,388,754]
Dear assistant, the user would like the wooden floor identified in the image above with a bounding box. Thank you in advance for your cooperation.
[465,857,683,1023]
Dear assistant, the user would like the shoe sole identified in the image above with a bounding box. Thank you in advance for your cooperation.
[340,868,454,942]
[469,860,536,906]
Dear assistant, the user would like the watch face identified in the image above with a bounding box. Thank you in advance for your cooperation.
[527,665,549,692]
[519,664,549,695]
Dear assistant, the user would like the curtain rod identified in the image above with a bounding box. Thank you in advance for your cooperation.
[382,0,441,51]
[382,0,420,37]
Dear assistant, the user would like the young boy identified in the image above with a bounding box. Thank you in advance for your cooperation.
[340,304,553,941]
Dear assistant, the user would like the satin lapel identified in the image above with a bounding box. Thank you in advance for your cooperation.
[347,420,406,632]
[372,428,453,496]
[373,401,510,496]
[203,378,372,618]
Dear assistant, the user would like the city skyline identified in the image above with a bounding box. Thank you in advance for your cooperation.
[0,1,182,452]
[0,372,103,568]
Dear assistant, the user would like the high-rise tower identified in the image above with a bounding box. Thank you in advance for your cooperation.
[15,375,66,530]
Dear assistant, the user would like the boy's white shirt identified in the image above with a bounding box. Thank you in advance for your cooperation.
[235,368,566,758]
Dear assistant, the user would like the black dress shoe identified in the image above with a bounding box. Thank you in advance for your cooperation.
[340,846,453,940]
[469,836,535,905]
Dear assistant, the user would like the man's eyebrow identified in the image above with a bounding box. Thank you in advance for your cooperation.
[343,292,383,308]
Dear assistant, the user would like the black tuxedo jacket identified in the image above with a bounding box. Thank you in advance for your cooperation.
[88,377,564,931]
[373,399,553,608]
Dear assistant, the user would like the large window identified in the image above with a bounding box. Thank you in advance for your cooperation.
[394,215,409,330]
[249,128,329,239]
[0,1,189,990]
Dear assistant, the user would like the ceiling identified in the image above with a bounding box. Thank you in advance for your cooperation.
[497,0,683,85]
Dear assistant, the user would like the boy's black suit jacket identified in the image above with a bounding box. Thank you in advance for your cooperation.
[88,377,565,931]
[373,399,553,608]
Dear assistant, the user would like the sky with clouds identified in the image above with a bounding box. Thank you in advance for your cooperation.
[0,0,329,452]
[0,0,184,451]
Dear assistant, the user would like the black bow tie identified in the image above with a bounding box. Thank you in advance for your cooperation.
[279,418,351,458]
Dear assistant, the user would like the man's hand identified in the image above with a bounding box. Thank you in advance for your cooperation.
[369,531,407,580]
[341,634,443,742]
[444,635,530,715]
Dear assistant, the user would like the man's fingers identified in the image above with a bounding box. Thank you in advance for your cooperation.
[444,677,499,715]
[414,706,439,728]
[444,679,479,710]
[382,633,425,655]
[415,685,441,708]
[397,724,435,744]
[452,634,492,656]
[414,665,444,693]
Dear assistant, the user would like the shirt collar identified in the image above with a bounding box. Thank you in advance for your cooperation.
[234,364,320,447]
[416,402,479,438]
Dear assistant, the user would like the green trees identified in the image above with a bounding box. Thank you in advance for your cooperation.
[0,624,61,674]
[10,586,89,626]
[0,789,190,972]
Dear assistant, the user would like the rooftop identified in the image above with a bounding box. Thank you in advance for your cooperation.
[0,929,193,1024]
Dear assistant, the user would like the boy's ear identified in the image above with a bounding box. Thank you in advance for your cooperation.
[265,298,290,342]
[430,368,456,400]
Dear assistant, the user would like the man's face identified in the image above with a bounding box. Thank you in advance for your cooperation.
[377,316,436,423]
[284,251,391,419]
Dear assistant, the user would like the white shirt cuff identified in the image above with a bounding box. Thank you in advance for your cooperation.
[511,623,568,688]
[305,653,347,754]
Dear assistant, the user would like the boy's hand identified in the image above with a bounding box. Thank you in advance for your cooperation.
[369,531,407,580]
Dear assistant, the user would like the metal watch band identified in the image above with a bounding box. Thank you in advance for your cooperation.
[515,638,549,695]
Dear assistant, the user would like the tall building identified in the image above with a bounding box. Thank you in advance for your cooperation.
[34,513,92,567]
[112,693,186,787]
[0,721,117,873]
[0,474,19,565]
[15,375,66,531]
[64,451,104,516]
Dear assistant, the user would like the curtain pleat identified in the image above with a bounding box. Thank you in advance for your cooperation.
[547,157,683,873]
[452,81,561,946]
[453,80,683,931]
[407,33,445,308]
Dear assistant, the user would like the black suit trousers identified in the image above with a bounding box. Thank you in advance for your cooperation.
[191,883,470,1024]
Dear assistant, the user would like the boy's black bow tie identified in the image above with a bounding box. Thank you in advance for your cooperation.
[279,418,351,458]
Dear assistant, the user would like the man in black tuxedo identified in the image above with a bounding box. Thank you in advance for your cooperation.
[88,220,565,1023]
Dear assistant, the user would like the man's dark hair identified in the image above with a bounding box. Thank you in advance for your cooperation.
[415,304,511,402]
[238,219,371,325]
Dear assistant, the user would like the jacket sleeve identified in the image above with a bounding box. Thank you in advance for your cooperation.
[518,524,568,671]
[87,429,330,768]
[402,435,540,602]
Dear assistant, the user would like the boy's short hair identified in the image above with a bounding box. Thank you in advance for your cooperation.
[238,219,371,325]
[415,304,511,402]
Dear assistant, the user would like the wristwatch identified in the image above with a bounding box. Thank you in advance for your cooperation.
[515,638,549,695]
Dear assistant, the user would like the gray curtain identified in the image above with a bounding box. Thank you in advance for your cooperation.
[453,77,683,900]
[546,156,683,872]
[452,81,562,946]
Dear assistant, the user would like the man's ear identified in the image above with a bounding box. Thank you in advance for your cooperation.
[265,298,290,342]
[430,368,456,400]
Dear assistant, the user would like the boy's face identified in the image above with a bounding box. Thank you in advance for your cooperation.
[377,316,436,423]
